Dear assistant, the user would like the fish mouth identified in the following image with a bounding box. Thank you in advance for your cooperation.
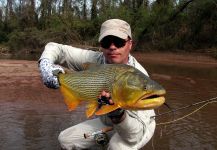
[141,89,165,99]
[141,93,164,100]
[134,90,166,109]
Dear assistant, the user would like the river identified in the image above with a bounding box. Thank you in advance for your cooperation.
[0,52,216,150]
[140,61,217,150]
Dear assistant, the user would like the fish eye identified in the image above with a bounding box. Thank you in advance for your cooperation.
[144,86,147,90]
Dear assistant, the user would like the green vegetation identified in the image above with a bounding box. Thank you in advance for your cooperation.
[0,0,216,57]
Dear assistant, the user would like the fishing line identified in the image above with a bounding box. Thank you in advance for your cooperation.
[150,97,217,149]
[152,96,217,118]
[153,96,217,126]
[162,102,176,122]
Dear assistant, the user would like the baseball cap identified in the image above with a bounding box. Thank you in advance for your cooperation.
[98,19,132,42]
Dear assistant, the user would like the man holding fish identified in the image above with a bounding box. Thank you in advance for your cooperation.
[38,19,165,150]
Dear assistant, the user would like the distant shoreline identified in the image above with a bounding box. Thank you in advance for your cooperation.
[132,51,217,68]
[0,51,216,71]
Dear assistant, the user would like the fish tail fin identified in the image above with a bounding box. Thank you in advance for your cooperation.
[95,104,120,116]
[59,83,80,111]
[86,102,98,118]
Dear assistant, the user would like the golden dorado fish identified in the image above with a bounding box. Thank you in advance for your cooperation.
[59,64,166,118]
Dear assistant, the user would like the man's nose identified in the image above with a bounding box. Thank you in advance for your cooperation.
[108,43,117,50]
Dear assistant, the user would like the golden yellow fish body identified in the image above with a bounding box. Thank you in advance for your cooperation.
[59,64,166,118]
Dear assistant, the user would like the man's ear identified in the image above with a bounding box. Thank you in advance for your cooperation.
[128,40,133,50]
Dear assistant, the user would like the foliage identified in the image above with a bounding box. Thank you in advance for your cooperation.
[0,0,216,57]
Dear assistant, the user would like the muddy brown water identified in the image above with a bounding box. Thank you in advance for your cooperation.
[0,53,217,150]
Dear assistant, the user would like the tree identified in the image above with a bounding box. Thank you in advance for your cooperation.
[91,0,98,20]
[82,0,87,20]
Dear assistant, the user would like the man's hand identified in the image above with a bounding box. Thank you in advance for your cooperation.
[39,59,65,89]
[98,91,114,106]
[98,91,126,124]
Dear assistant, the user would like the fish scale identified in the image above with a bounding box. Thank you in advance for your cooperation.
[61,67,115,100]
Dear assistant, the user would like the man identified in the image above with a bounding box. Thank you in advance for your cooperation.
[39,19,156,150]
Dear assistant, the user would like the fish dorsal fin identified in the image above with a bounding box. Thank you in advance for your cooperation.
[59,74,80,111]
[82,63,99,70]
[95,104,120,116]
[86,102,98,118]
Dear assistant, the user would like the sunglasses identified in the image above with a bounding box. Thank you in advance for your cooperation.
[100,36,129,49]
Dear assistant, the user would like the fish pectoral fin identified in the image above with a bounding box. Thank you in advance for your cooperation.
[86,102,98,118]
[60,85,80,111]
[95,104,120,116]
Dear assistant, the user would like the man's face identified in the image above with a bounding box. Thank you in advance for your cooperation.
[100,36,132,64]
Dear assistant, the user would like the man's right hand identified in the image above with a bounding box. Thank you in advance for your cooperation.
[39,59,65,89]
[98,91,126,124]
